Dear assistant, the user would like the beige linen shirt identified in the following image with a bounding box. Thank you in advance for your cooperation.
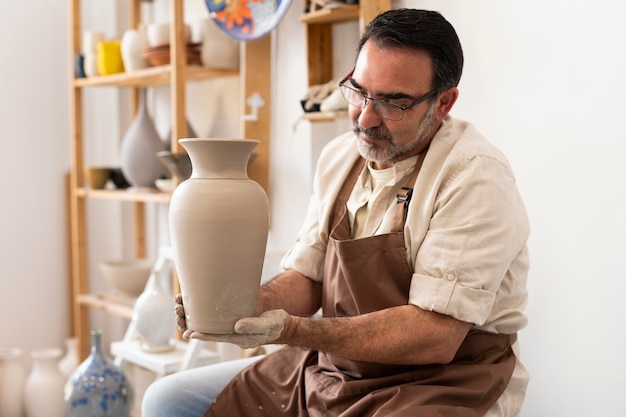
[282,116,530,415]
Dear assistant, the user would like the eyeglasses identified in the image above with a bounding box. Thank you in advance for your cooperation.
[338,71,441,121]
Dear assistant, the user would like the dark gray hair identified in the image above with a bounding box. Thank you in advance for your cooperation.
[357,9,464,91]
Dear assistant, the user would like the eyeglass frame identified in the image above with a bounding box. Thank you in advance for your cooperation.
[338,70,442,121]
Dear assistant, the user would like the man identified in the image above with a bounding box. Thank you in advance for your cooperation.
[143,8,529,417]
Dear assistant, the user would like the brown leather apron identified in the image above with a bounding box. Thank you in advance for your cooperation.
[204,154,516,417]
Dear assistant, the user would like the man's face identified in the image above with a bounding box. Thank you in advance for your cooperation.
[347,42,443,169]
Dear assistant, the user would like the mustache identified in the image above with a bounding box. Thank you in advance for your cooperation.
[353,124,392,141]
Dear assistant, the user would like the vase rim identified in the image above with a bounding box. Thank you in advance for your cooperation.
[30,348,63,360]
[178,137,260,145]
[0,347,23,358]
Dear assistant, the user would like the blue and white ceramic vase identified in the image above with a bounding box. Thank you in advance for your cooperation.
[64,330,133,417]
[120,88,165,187]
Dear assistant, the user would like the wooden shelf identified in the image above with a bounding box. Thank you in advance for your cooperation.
[77,293,136,320]
[111,340,220,375]
[302,110,349,122]
[300,5,359,24]
[73,65,239,88]
[76,187,171,203]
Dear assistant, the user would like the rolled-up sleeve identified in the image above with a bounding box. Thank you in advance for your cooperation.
[407,134,529,330]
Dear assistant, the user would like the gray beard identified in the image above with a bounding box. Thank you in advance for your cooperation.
[356,103,436,165]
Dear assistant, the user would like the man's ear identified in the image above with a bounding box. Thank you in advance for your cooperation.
[435,87,459,122]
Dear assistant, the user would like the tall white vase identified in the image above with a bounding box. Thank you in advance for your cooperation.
[0,347,27,417]
[169,138,269,333]
[24,348,66,417]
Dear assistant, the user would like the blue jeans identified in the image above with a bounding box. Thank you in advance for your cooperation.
[141,356,263,417]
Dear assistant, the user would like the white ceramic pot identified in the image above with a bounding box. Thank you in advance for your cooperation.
[147,22,191,47]
[24,349,66,417]
[132,267,176,352]
[121,28,149,72]
[82,30,104,54]
[197,18,240,70]
[169,138,269,333]
[0,348,27,417]
[58,338,79,378]
[83,53,99,77]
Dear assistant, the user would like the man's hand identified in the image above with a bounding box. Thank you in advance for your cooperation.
[175,294,289,349]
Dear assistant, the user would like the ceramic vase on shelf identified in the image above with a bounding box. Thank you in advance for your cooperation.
[121,26,149,72]
[0,347,27,417]
[132,265,176,353]
[58,337,79,378]
[65,329,133,417]
[169,138,269,333]
[24,348,66,417]
[82,31,104,77]
[120,88,165,188]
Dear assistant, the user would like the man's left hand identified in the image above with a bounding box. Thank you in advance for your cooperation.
[183,309,290,349]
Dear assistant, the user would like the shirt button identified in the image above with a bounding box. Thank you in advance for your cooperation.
[445,268,457,281]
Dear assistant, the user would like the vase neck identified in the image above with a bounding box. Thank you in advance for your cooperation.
[90,330,104,357]
[179,138,258,179]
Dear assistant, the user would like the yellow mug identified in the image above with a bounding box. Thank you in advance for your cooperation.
[96,40,125,75]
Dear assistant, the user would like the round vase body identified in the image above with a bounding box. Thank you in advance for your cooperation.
[169,138,269,333]
[24,348,66,417]
[120,88,165,187]
[58,337,80,378]
[132,268,176,352]
[0,348,27,417]
[65,330,133,417]
[121,28,149,72]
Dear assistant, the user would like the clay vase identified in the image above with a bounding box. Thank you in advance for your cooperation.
[0,347,27,417]
[65,329,133,417]
[24,348,66,417]
[120,88,165,187]
[58,337,80,378]
[132,266,176,352]
[169,138,269,333]
[121,27,149,72]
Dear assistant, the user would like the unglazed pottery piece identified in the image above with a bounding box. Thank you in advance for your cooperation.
[24,349,66,417]
[120,88,165,187]
[0,348,27,417]
[169,138,269,333]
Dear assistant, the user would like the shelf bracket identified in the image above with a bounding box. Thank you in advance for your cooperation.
[242,92,265,122]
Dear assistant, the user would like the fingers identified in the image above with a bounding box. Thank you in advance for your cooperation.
[175,302,185,318]
[174,293,187,336]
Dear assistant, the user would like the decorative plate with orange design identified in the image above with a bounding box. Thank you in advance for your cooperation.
[205,0,292,41]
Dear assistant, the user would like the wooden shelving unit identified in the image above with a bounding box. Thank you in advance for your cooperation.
[68,0,272,361]
[299,0,390,122]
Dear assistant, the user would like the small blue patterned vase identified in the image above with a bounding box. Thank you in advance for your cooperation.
[64,329,133,417]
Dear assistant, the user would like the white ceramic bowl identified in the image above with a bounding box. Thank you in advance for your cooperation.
[147,23,191,47]
[100,259,153,297]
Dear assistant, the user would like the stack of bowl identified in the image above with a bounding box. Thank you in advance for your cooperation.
[143,22,200,66]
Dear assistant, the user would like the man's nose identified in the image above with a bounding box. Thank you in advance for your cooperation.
[357,98,382,128]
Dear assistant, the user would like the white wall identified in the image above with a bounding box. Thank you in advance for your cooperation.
[2,0,625,415]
